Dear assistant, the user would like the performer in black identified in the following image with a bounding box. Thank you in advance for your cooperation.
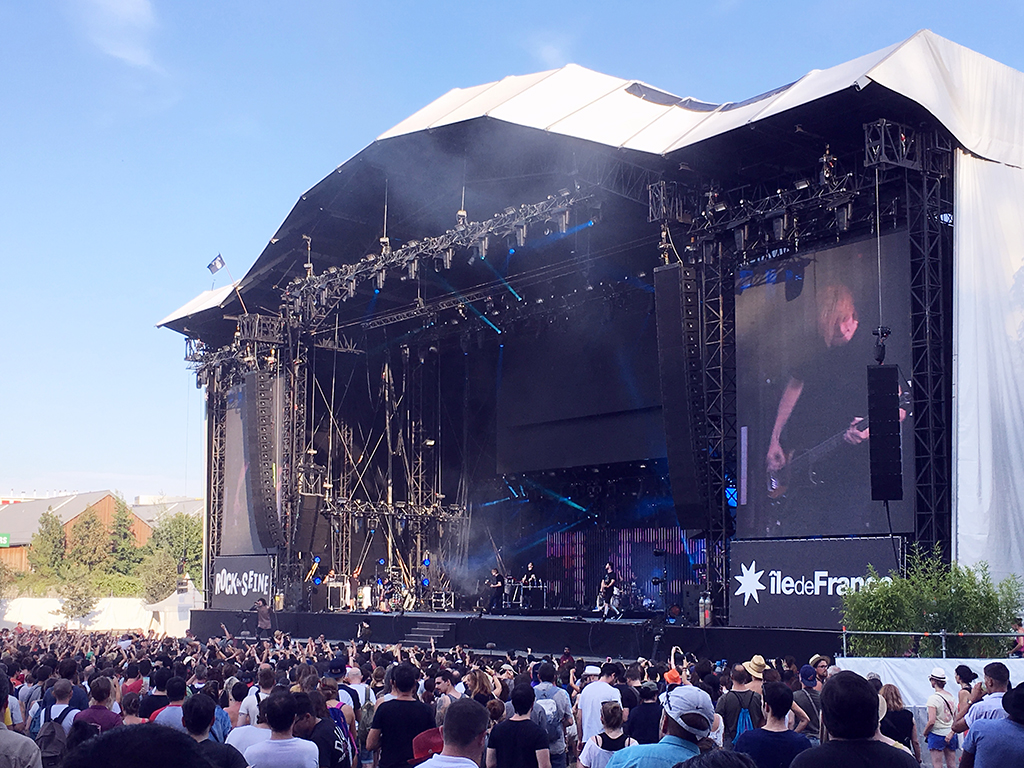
[487,567,505,614]
[522,562,539,609]
[599,562,620,620]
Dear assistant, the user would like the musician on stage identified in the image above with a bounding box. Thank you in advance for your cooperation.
[522,562,539,609]
[252,598,272,639]
[523,562,538,585]
[599,561,620,619]
[487,567,505,614]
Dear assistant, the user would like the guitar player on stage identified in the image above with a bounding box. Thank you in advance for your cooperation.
[598,561,620,620]
[764,283,870,533]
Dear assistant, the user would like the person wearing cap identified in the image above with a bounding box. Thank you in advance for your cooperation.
[409,728,444,766]
[790,671,917,768]
[716,664,764,749]
[960,680,1024,767]
[733,681,811,768]
[954,661,1012,735]
[575,664,622,744]
[808,656,830,687]
[922,668,958,768]
[419,698,490,768]
[605,684,715,768]
[624,682,662,745]
[792,666,822,746]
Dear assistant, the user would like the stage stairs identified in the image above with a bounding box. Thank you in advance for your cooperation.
[401,619,455,647]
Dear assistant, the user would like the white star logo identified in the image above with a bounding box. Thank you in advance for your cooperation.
[734,560,766,606]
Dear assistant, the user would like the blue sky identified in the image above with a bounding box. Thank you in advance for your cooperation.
[1,1,1021,503]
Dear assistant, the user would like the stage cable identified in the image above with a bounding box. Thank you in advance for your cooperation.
[875,167,883,326]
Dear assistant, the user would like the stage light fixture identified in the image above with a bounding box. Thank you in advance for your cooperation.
[378,558,385,565]
[652,577,666,585]
[795,179,811,190]
[314,556,321,563]
[313,576,322,585]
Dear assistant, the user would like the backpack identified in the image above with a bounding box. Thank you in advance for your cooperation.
[732,690,757,741]
[35,706,73,768]
[534,685,564,744]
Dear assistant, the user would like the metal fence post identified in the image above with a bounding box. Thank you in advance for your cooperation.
[941,629,947,658]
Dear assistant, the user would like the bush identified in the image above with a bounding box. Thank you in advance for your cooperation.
[841,545,1023,657]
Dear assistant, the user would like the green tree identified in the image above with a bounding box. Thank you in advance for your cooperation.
[55,565,98,626]
[842,545,1024,657]
[147,511,203,588]
[141,548,179,604]
[0,560,13,599]
[110,498,142,576]
[27,508,65,577]
[67,506,111,574]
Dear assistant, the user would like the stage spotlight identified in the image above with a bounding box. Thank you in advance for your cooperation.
[423,557,431,566]
[378,558,385,566]
[422,578,430,587]
[314,556,321,563]
[795,179,811,190]
[313,576,322,585]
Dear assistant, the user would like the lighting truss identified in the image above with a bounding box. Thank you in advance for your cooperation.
[285,188,590,332]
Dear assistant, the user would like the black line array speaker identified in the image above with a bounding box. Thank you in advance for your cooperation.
[654,263,705,528]
[243,371,286,548]
[295,492,324,555]
[867,365,903,501]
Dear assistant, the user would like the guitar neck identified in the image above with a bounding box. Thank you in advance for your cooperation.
[792,418,868,467]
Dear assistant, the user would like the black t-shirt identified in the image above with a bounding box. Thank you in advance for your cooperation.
[308,717,351,768]
[625,701,663,744]
[880,709,914,748]
[197,738,248,768]
[139,693,170,719]
[370,698,435,768]
[715,689,764,746]
[733,728,812,768]
[790,740,919,768]
[616,684,640,712]
[487,717,549,768]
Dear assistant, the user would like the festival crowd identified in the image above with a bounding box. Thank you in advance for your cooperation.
[1,624,1022,768]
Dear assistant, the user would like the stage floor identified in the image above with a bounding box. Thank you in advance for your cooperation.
[191,609,843,663]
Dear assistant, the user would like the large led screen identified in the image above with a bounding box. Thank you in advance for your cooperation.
[735,232,915,538]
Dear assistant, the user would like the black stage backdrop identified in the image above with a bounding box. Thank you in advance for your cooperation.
[210,554,274,610]
[735,232,914,538]
[729,537,901,629]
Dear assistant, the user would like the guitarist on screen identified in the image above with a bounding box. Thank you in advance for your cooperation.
[765,284,868,498]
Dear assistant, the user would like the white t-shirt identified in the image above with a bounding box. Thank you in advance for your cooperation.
[226,724,273,753]
[29,702,79,735]
[421,754,479,768]
[239,688,271,725]
[927,689,957,735]
[347,682,375,707]
[243,736,320,768]
[576,680,621,743]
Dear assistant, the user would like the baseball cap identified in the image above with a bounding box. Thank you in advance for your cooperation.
[409,728,443,765]
[659,685,715,739]
[328,657,347,678]
[800,665,817,687]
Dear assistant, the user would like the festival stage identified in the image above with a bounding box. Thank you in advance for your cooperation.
[191,609,841,664]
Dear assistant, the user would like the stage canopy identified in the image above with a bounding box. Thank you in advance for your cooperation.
[162,30,1024,582]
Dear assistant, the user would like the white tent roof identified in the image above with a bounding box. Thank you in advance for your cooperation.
[157,282,238,329]
[379,30,1024,167]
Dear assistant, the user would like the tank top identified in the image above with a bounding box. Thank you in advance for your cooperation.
[597,732,629,751]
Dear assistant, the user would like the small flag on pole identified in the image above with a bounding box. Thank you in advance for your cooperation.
[207,254,225,274]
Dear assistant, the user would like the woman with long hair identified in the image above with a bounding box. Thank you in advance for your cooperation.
[879,683,921,763]
[578,701,637,768]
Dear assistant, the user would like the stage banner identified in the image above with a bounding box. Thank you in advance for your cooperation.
[729,537,900,630]
[210,554,273,610]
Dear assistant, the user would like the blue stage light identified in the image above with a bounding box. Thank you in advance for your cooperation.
[313,556,320,563]
[422,557,430,566]
[422,578,430,587]
[313,576,322,585]
[378,558,385,565]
